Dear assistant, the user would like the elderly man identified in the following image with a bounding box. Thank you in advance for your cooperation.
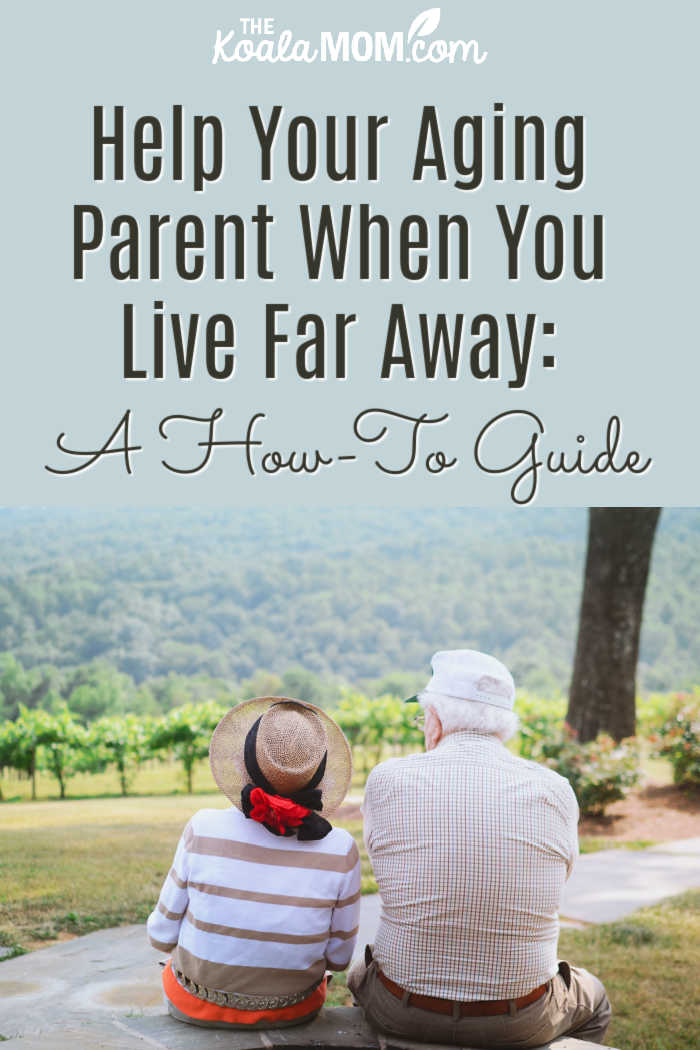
[349,650,611,1047]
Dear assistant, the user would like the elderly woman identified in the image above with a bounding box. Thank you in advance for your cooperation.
[147,698,360,1029]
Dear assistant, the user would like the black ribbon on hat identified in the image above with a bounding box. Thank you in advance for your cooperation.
[240,715,333,840]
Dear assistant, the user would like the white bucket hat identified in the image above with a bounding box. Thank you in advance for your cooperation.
[406,650,515,710]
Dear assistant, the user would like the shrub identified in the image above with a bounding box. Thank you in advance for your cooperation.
[650,692,700,786]
[37,705,89,799]
[637,692,682,737]
[534,726,640,816]
[1,704,87,800]
[332,693,422,774]
[514,695,566,759]
[89,714,153,796]
[148,701,228,793]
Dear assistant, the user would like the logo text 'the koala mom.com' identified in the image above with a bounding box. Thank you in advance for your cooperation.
[212,9,487,66]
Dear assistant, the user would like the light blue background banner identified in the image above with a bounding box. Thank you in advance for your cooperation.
[2,0,697,506]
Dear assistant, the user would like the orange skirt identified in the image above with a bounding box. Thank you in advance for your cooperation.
[162,960,326,1027]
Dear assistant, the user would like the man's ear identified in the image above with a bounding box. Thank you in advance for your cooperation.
[424,707,443,751]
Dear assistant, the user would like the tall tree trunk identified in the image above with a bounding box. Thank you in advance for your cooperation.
[567,508,661,742]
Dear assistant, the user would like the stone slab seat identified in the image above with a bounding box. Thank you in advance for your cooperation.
[118,1006,619,1050]
[0,1007,619,1049]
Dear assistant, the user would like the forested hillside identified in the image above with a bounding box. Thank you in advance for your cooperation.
[0,508,698,714]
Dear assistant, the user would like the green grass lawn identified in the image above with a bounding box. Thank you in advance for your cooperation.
[2,792,696,1049]
[0,756,386,803]
[579,838,657,854]
[559,892,700,1050]
[0,761,219,803]
[0,795,202,947]
[0,792,653,948]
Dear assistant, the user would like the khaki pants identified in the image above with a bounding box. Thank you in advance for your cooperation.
[347,951,611,1048]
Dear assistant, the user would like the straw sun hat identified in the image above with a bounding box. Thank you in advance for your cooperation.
[209,697,352,817]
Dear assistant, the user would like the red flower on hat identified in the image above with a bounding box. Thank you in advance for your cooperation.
[248,787,310,833]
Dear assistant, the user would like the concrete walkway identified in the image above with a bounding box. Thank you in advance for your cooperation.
[559,837,700,924]
[1,838,698,1046]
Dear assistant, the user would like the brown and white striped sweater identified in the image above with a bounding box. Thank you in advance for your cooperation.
[147,806,361,996]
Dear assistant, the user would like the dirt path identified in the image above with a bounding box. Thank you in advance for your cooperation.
[579,783,700,841]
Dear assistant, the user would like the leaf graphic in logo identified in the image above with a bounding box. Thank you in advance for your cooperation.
[407,8,441,42]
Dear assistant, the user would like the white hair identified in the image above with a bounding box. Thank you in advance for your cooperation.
[419,690,519,743]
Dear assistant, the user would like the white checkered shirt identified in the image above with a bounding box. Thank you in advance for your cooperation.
[363,730,579,1001]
